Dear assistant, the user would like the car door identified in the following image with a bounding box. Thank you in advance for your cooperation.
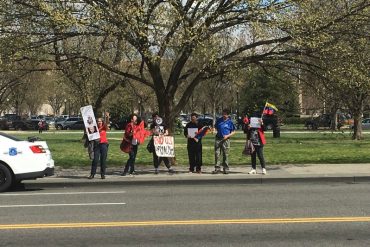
[362,119,370,129]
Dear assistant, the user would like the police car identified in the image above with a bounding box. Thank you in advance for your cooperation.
[0,132,54,192]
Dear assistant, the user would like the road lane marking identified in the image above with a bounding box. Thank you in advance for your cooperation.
[0,217,370,230]
[0,191,126,196]
[0,202,126,208]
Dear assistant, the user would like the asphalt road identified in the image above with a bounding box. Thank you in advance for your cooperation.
[0,183,369,246]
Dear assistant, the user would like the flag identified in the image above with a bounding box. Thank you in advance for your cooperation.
[194,126,211,141]
[133,121,151,144]
[263,102,278,115]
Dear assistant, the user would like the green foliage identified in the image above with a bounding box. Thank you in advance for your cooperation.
[239,67,299,115]
[9,130,370,169]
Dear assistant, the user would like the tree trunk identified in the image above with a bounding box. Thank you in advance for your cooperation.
[352,111,363,140]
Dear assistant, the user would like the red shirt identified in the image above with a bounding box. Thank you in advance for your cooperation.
[99,125,108,144]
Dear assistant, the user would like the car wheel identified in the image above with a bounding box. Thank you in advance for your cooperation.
[0,163,13,192]
[56,125,61,130]
[306,124,313,130]
[66,126,71,130]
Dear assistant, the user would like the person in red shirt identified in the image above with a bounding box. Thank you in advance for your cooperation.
[88,115,109,179]
[122,114,139,176]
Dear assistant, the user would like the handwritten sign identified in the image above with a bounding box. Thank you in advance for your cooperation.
[153,136,175,157]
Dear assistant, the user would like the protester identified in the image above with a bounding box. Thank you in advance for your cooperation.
[245,113,267,175]
[38,119,45,134]
[184,113,203,173]
[122,114,139,176]
[88,113,109,179]
[150,112,174,174]
[212,109,236,174]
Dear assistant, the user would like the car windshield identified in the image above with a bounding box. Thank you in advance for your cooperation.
[0,132,21,141]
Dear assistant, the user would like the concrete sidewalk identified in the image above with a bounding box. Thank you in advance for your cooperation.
[23,163,370,188]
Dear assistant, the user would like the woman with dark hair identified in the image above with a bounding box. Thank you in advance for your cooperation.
[245,112,267,175]
[122,114,139,176]
[88,114,109,179]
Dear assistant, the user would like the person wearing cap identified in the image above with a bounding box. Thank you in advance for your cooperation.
[184,113,203,173]
[212,109,236,174]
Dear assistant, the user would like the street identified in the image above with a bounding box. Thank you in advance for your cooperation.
[0,183,369,246]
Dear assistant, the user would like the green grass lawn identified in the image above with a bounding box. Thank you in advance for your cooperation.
[9,130,370,168]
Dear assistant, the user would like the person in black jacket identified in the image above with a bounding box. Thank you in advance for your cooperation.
[184,113,203,173]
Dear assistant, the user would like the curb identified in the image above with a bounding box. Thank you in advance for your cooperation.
[22,175,370,189]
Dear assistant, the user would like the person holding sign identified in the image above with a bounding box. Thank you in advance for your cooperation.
[245,112,267,175]
[150,113,174,174]
[212,109,236,174]
[88,113,109,179]
[184,113,203,173]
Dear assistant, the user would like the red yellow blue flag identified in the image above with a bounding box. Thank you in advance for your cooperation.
[263,102,278,115]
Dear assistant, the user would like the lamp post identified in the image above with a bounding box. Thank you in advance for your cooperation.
[6,98,9,114]
[236,89,239,121]
[64,99,67,115]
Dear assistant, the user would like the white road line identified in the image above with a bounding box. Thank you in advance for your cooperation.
[0,191,126,196]
[0,203,126,208]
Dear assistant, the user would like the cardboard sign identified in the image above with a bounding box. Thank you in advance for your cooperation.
[153,136,175,157]
[250,117,261,128]
[80,105,100,141]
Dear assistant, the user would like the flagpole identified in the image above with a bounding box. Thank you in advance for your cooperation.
[261,100,268,117]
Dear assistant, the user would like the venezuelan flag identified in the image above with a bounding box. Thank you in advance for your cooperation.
[263,102,278,115]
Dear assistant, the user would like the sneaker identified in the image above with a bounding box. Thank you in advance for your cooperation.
[223,169,229,174]
[196,170,202,174]
[121,173,127,176]
[248,169,257,174]
[154,169,159,174]
[212,169,221,174]
[130,171,137,176]
[168,168,175,174]
[262,168,267,175]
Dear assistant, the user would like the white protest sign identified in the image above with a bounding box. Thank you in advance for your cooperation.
[250,117,261,128]
[153,136,175,157]
[80,105,100,141]
[187,128,198,138]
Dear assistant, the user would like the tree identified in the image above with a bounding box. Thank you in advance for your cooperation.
[1,0,368,132]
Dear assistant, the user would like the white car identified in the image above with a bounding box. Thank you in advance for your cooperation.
[0,132,54,192]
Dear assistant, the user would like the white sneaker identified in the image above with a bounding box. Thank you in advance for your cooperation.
[262,168,267,175]
[248,169,257,174]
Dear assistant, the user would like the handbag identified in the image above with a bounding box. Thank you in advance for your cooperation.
[242,140,255,155]
[146,138,154,153]
[120,138,132,153]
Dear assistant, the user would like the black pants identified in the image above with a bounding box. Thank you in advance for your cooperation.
[251,145,265,169]
[123,144,138,174]
[187,141,202,172]
[153,152,171,169]
[91,143,108,176]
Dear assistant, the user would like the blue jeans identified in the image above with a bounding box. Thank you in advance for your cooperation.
[123,145,138,174]
[90,143,108,176]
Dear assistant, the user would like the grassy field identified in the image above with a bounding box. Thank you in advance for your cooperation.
[8,129,370,168]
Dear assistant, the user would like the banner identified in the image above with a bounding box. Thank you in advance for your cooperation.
[80,105,100,141]
[153,136,175,157]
